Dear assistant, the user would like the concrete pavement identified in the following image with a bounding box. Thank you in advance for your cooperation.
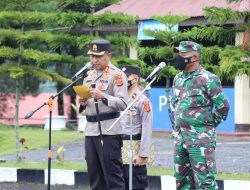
[2,134,250,173]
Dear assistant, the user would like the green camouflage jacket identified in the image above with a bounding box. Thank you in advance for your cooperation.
[172,66,230,144]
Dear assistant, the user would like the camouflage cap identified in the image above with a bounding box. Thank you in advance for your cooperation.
[175,41,201,53]
[87,39,110,56]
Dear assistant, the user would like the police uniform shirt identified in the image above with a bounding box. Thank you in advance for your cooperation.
[121,90,153,158]
[83,63,128,136]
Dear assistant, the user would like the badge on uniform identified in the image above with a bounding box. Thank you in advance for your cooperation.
[87,70,95,79]
[144,101,151,112]
[115,73,123,86]
[98,83,107,91]
[102,66,110,79]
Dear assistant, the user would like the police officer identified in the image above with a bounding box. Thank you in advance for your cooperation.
[79,39,128,190]
[172,41,230,190]
[120,65,153,190]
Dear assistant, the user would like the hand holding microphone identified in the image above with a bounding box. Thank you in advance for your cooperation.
[89,83,104,100]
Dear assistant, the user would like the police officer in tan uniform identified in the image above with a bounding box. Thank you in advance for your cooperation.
[120,65,153,190]
[79,39,128,190]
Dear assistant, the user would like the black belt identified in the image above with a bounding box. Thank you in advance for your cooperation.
[122,134,141,140]
[86,112,120,122]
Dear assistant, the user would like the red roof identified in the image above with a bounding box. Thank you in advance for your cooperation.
[98,0,250,19]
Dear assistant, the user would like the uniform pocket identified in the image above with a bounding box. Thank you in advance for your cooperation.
[204,145,216,174]
[187,89,204,107]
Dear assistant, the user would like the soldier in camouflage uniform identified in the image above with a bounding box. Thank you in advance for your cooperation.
[171,41,230,190]
[120,65,153,190]
[79,39,128,190]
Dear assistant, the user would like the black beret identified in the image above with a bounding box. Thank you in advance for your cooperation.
[121,65,140,77]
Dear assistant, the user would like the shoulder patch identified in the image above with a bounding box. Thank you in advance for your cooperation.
[144,101,151,112]
[114,73,123,86]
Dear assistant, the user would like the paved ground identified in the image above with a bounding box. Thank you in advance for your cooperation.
[2,133,250,174]
[0,183,90,190]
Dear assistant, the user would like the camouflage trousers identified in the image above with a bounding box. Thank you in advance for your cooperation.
[174,136,218,190]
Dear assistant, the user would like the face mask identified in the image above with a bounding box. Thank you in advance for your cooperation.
[175,55,193,70]
[127,80,133,89]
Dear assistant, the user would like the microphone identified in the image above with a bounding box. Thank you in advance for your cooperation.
[145,62,166,81]
[72,62,92,80]
[91,83,96,89]
[91,83,97,102]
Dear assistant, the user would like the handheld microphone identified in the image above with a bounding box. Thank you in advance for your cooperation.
[91,83,97,102]
[91,83,96,89]
[72,62,92,80]
[145,62,166,81]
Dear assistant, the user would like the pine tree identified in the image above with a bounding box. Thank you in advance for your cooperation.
[0,0,79,161]
[138,0,249,128]
[137,14,197,126]
[53,0,140,121]
[0,0,141,161]
[190,1,250,79]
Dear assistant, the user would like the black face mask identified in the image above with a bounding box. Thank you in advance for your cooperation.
[175,55,193,70]
[127,80,133,89]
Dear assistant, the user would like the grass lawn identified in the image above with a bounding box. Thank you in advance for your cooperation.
[1,124,250,181]
[0,124,83,156]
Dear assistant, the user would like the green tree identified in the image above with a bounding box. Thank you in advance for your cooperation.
[191,1,250,79]
[53,0,139,120]
[138,0,249,126]
[0,0,75,161]
[137,14,196,126]
[0,0,141,161]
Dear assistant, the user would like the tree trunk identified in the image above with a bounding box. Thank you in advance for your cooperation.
[90,4,95,37]
[122,31,126,55]
[70,93,77,120]
[57,85,64,115]
[55,47,65,116]
[57,84,64,115]
[68,46,78,120]
[15,78,21,162]
[15,16,25,162]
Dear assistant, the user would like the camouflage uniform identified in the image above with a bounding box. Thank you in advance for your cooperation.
[172,42,230,190]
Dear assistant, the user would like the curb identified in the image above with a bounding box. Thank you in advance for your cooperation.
[0,168,250,190]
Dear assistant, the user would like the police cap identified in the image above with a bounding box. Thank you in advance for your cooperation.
[87,39,110,56]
